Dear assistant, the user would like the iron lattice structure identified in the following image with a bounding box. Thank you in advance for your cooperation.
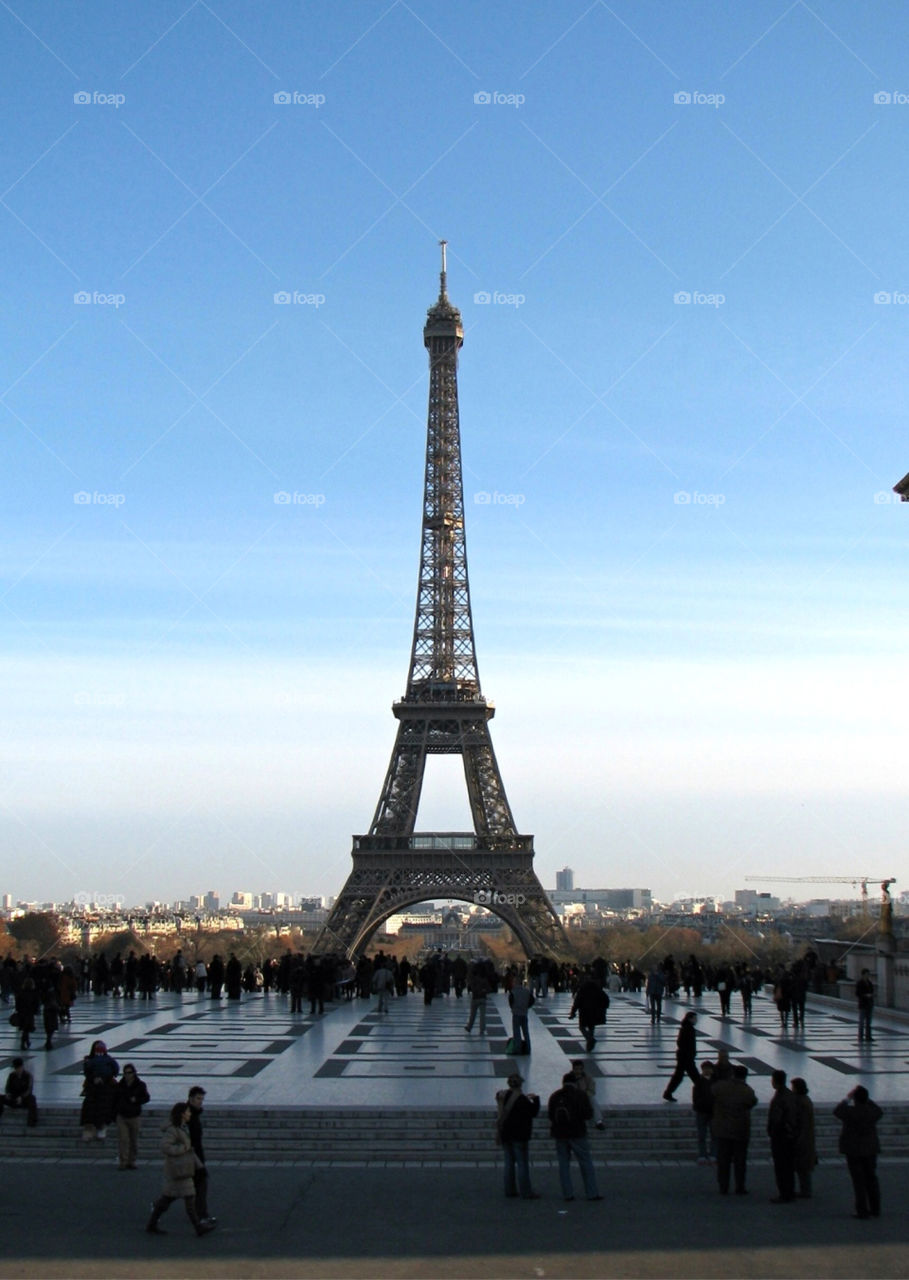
[314,246,570,960]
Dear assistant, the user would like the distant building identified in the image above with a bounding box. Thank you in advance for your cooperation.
[556,867,574,893]
[734,889,780,913]
[203,891,220,913]
[550,887,652,912]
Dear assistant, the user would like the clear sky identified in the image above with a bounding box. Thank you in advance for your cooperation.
[2,1,907,909]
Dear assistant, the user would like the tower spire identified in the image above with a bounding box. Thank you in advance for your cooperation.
[439,238,448,300]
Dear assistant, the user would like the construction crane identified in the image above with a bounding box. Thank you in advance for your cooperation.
[744,876,896,914]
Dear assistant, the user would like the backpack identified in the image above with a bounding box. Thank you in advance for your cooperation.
[553,1092,573,1130]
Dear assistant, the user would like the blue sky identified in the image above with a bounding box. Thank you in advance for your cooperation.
[2,1,907,909]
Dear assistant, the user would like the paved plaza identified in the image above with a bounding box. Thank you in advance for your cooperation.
[8,984,909,1109]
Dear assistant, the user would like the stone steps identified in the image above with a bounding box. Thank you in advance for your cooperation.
[4,1106,909,1164]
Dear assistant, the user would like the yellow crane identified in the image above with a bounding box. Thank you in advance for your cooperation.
[744,876,896,914]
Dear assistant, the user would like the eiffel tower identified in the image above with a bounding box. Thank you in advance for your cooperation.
[314,245,570,960]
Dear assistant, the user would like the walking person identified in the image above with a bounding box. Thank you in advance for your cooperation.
[464,965,489,1036]
[768,1070,798,1203]
[711,1064,757,1195]
[146,1102,215,1236]
[187,1086,215,1226]
[495,1072,540,1199]
[570,969,609,1053]
[855,970,874,1044]
[547,1072,602,1202]
[508,977,534,1055]
[41,989,60,1051]
[791,1078,816,1198]
[834,1085,882,1219]
[115,1063,150,1170]
[663,1011,699,1101]
[372,961,394,1014]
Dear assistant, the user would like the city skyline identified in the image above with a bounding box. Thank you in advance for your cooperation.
[3,3,908,909]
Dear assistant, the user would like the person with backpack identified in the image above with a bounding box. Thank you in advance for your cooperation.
[495,1072,540,1199]
[547,1072,602,1202]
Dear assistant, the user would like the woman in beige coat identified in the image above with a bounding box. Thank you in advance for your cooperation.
[146,1103,215,1236]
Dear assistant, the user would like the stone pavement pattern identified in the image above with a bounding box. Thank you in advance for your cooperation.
[8,985,909,1108]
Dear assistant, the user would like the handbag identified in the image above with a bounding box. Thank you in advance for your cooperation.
[8,1012,18,1027]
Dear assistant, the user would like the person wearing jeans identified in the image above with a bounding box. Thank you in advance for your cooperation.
[548,1073,602,1202]
[496,1072,540,1200]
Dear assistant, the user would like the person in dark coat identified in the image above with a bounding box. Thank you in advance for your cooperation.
[663,1012,699,1101]
[0,1058,38,1126]
[548,1073,601,1201]
[14,978,39,1051]
[495,1072,540,1199]
[834,1085,882,1218]
[187,1085,215,1226]
[208,955,224,1000]
[711,1064,757,1195]
[792,1077,817,1198]
[569,971,609,1053]
[115,1063,150,1170]
[855,971,874,1043]
[768,1069,798,1203]
[225,953,242,1001]
[80,1039,119,1141]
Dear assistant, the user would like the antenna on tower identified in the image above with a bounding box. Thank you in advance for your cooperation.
[439,239,448,298]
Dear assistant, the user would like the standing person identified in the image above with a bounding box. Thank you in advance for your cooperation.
[547,1072,602,1202]
[194,959,207,996]
[187,1086,215,1227]
[855,970,874,1044]
[768,1070,798,1204]
[146,1102,215,1236]
[115,1063,150,1171]
[569,970,609,1053]
[711,1064,757,1195]
[225,953,242,1001]
[508,977,534,1055]
[645,967,665,1023]
[495,1071,540,1200]
[692,1061,715,1164]
[663,1012,699,1101]
[80,1040,119,1142]
[834,1085,882,1219]
[0,1057,38,1126]
[372,961,394,1014]
[14,978,39,1051]
[791,1078,816,1198]
[569,1060,604,1130]
[464,965,489,1036]
[208,955,224,1000]
[41,989,60,1051]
